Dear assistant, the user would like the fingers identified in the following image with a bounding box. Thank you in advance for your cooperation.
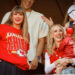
[30,62,38,70]
[55,58,70,68]
[62,58,72,63]
[42,16,48,22]
[41,16,54,27]
[49,17,52,21]
[30,58,39,70]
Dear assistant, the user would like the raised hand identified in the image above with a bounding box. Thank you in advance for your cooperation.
[42,16,54,27]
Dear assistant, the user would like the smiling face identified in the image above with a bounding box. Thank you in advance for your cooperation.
[21,0,34,11]
[52,25,64,43]
[12,11,24,26]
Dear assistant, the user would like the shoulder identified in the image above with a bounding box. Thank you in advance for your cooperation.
[31,10,44,20]
[0,24,10,32]
[32,10,43,16]
[4,11,11,16]
[0,24,10,28]
[3,11,11,18]
[0,24,7,27]
[1,11,11,24]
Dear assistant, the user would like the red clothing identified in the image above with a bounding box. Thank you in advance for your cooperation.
[46,48,63,74]
[0,24,29,70]
[58,36,75,58]
[66,27,73,35]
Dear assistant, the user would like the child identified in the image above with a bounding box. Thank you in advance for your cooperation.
[0,6,30,75]
[58,27,75,58]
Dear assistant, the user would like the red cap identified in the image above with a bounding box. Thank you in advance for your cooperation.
[66,28,73,35]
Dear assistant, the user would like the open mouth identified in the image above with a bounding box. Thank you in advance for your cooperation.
[56,35,62,39]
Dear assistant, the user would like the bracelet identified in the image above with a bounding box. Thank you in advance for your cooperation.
[36,56,40,60]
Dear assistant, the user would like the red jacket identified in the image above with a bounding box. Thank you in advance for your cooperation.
[58,36,75,58]
[46,48,63,74]
[0,24,29,70]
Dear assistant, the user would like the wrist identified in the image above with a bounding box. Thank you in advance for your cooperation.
[49,23,53,27]
[35,56,40,60]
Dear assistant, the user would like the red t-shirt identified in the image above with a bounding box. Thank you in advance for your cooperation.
[0,24,29,70]
[58,36,75,58]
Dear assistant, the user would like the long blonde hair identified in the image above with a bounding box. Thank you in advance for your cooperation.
[47,24,64,55]
[5,6,29,40]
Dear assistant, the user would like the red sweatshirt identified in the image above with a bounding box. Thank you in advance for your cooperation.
[58,36,75,58]
[0,24,29,70]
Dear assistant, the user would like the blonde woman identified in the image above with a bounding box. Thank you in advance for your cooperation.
[45,24,75,75]
[0,6,30,75]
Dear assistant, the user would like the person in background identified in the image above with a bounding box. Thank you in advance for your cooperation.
[0,6,30,75]
[63,5,75,40]
[45,24,75,75]
[1,0,49,74]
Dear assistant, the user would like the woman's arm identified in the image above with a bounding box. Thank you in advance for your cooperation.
[45,52,56,74]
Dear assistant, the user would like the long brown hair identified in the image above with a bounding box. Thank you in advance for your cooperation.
[5,6,29,40]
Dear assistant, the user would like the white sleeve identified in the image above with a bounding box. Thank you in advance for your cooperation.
[45,52,56,74]
[72,58,75,65]
[38,19,49,38]
[1,12,11,24]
